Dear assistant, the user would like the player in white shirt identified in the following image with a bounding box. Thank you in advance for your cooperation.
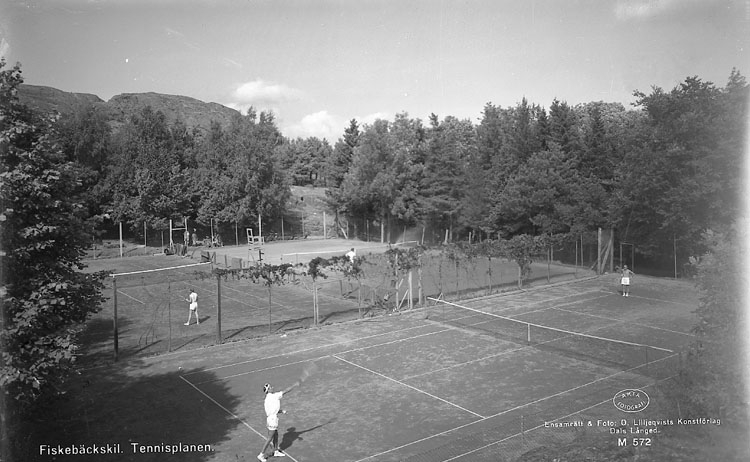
[346,248,356,263]
[184,289,199,325]
[257,382,298,461]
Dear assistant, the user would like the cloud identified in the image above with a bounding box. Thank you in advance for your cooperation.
[283,110,393,142]
[231,79,302,106]
[284,111,341,141]
[357,112,390,126]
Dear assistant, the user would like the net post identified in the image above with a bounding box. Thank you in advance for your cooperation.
[112,276,119,362]
[527,322,531,344]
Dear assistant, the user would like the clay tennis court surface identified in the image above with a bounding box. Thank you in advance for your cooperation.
[45,274,697,462]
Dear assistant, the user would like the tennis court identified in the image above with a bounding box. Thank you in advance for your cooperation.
[79,241,591,363]
[165,275,697,461]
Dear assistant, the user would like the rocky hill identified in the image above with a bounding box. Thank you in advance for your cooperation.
[17,84,241,133]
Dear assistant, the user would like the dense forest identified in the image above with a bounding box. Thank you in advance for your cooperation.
[41,67,748,269]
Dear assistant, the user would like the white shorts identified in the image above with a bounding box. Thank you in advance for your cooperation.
[266,414,279,431]
[190,302,198,310]
[621,277,630,286]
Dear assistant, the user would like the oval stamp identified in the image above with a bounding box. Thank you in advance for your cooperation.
[613,389,650,413]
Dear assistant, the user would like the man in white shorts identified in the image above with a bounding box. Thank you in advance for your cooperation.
[620,266,635,297]
[185,288,199,325]
[258,382,298,461]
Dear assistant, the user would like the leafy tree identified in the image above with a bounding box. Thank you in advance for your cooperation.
[421,114,475,242]
[106,106,191,231]
[328,119,360,189]
[663,228,748,461]
[464,103,506,236]
[340,119,395,241]
[55,103,111,174]
[622,73,747,259]
[277,137,332,186]
[192,111,289,230]
[326,119,361,238]
[548,98,580,155]
[0,60,107,409]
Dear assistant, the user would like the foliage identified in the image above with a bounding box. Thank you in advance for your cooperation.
[213,263,295,286]
[665,228,748,428]
[277,136,332,186]
[621,73,747,257]
[383,245,424,276]
[106,105,192,230]
[191,111,290,227]
[0,60,107,406]
[420,115,475,241]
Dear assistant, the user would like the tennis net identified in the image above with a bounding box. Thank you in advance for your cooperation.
[426,297,677,377]
[110,262,213,288]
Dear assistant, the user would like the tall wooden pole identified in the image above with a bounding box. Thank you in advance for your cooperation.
[112,277,119,361]
[216,273,222,345]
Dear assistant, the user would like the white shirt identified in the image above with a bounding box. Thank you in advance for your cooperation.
[264,391,284,430]
[264,391,283,417]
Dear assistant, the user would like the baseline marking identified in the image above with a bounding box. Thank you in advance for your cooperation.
[552,306,695,337]
[598,289,696,308]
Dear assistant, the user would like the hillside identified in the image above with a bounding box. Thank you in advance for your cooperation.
[17,84,240,134]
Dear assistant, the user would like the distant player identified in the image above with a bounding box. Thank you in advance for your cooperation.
[257,382,299,461]
[620,265,635,297]
[184,289,199,325]
[346,247,356,263]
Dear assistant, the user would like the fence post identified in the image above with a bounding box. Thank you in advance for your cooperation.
[113,276,119,362]
[216,274,222,345]
[168,277,172,352]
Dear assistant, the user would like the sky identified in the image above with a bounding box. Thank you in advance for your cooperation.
[0,0,747,142]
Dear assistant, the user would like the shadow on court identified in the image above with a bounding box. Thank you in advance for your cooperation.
[11,356,243,462]
[280,419,336,452]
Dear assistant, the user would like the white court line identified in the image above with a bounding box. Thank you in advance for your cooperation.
[499,293,611,319]
[403,344,530,380]
[111,261,211,277]
[170,278,260,309]
[115,288,145,305]
[179,375,301,462]
[333,355,485,419]
[442,374,675,462]
[192,326,454,383]
[183,321,438,375]
[552,306,695,338]
[334,327,454,355]
[442,396,613,462]
[352,353,676,462]
[599,289,696,308]
[194,357,318,385]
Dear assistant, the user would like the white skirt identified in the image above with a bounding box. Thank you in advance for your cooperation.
[621,277,630,285]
